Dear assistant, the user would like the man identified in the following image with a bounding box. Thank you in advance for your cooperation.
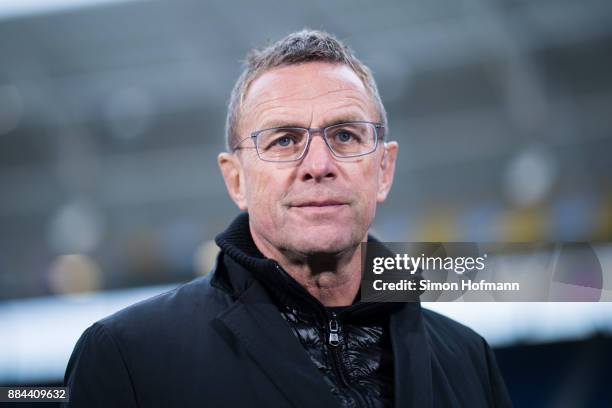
[64,30,512,407]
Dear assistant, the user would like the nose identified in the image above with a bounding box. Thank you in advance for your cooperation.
[298,133,337,182]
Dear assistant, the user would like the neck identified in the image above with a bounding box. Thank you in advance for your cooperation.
[251,230,364,307]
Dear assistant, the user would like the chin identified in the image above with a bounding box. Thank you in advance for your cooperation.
[285,228,358,256]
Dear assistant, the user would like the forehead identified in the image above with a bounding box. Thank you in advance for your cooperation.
[241,62,376,128]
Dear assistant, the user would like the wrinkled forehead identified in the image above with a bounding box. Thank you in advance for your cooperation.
[241,62,377,126]
[247,62,367,99]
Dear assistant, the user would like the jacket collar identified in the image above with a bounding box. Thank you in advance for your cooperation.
[213,212,311,309]
[214,212,271,276]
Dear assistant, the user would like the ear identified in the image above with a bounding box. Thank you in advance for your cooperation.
[376,141,398,203]
[218,152,248,210]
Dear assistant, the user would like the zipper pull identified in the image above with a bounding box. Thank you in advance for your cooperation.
[328,313,340,347]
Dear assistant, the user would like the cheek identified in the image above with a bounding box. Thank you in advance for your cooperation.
[243,166,285,216]
[245,175,269,210]
[364,160,381,193]
[351,163,380,215]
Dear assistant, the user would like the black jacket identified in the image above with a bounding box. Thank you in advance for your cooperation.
[64,214,512,407]
[216,214,398,407]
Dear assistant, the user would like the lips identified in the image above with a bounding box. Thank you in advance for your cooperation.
[291,200,347,207]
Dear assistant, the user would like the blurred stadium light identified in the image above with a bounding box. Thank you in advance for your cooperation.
[0,0,146,20]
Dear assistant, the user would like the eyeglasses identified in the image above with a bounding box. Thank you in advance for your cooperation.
[232,121,384,162]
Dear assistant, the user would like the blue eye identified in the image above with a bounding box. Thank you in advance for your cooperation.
[276,136,292,147]
[337,132,354,142]
[260,129,306,152]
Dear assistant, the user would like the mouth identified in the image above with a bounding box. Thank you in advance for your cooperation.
[291,200,348,208]
[288,200,350,217]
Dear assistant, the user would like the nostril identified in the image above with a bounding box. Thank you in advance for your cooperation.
[301,170,336,183]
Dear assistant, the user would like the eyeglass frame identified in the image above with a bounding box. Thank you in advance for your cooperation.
[231,120,385,162]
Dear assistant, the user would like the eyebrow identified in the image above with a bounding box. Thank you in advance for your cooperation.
[258,114,372,131]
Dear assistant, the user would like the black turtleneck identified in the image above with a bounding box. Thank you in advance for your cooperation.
[216,213,397,408]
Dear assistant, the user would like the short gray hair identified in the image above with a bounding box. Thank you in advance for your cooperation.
[225,29,388,151]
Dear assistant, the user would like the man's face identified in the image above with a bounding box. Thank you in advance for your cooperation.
[220,61,397,257]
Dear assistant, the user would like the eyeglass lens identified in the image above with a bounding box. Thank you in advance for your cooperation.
[256,122,377,161]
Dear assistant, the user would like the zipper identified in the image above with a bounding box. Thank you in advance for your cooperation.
[326,312,369,408]
[328,313,340,346]
[273,262,370,407]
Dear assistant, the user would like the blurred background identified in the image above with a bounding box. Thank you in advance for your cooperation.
[0,0,611,406]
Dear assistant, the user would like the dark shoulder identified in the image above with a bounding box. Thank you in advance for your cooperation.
[421,307,486,353]
[419,308,512,406]
[94,274,231,339]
